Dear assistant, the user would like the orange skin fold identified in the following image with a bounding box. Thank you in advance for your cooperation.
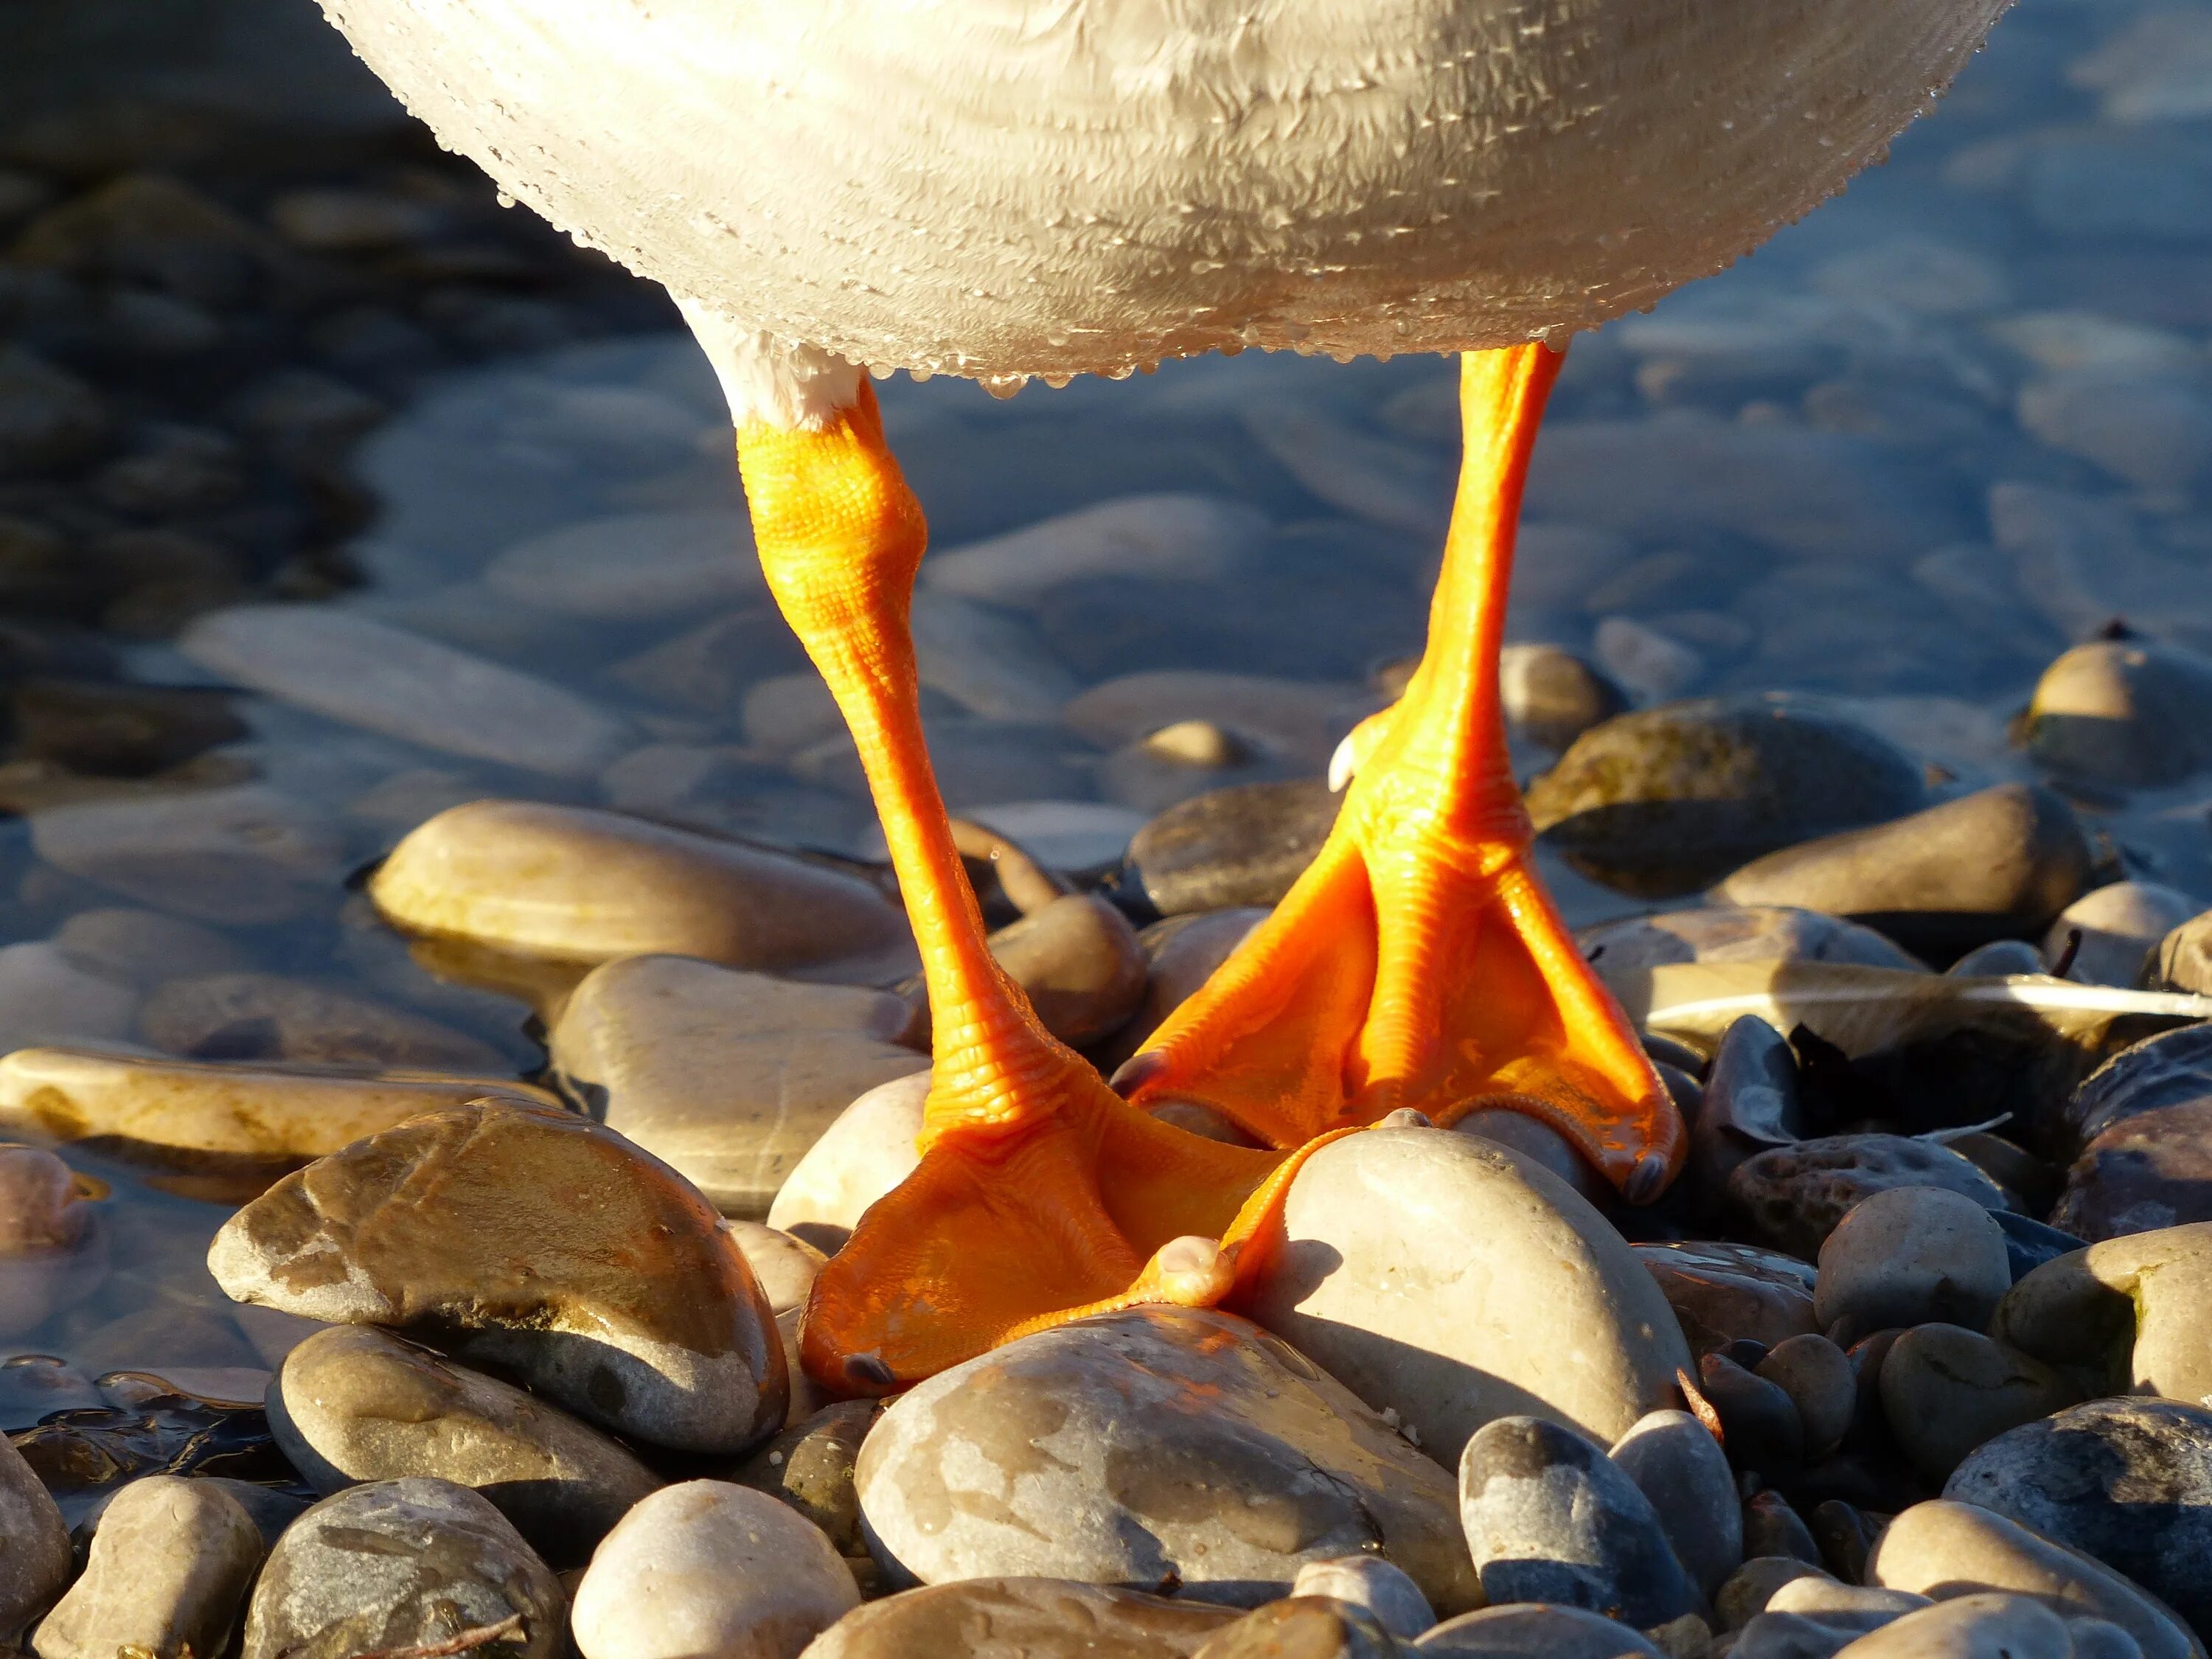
[735,345,1686,1397]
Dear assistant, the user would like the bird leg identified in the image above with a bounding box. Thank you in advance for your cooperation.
[1120,344,1686,1201]
[734,384,1289,1393]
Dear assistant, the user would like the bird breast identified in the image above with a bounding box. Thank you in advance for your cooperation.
[318,0,2008,388]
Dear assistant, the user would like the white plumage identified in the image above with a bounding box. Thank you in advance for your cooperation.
[318,0,2009,418]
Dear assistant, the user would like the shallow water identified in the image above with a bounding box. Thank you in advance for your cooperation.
[8,0,2212,1418]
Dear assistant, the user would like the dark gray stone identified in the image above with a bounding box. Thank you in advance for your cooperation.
[1692,1017,1806,1210]
[1632,1240,1820,1356]
[1456,1416,1698,1627]
[1127,779,1340,916]
[1726,1135,2008,1260]
[1944,1397,2212,1639]
[1610,1410,1742,1597]
[2053,1099,2212,1242]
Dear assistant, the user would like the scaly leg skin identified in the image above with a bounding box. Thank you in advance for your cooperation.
[1121,344,1687,1203]
[736,386,1293,1393]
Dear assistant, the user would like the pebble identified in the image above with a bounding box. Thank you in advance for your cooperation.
[51,908,247,987]
[549,954,925,1217]
[909,591,1082,721]
[482,509,760,619]
[1241,1128,1689,1462]
[1728,1136,2008,1261]
[2055,1024,2212,1154]
[1814,1188,2014,1342]
[1066,672,1369,773]
[0,942,137,1054]
[1718,1561,1838,1632]
[1697,1352,1804,1473]
[1609,1410,1743,1597]
[1413,1602,1666,1657]
[571,1481,858,1659]
[208,1098,787,1453]
[0,347,110,474]
[2020,374,2212,493]
[798,1577,1243,1659]
[240,1478,566,1659]
[1993,1222,2212,1407]
[1524,695,1928,897]
[1878,1324,2084,1483]
[30,1475,264,1659]
[1744,1492,1824,1568]
[369,801,911,976]
[1180,1598,1397,1658]
[2143,911,2212,996]
[1952,941,2050,977]
[181,605,638,778]
[1594,616,1705,706]
[1291,1559,1435,1640]
[1731,1607,1907,1659]
[139,970,507,1071]
[0,1044,557,1170]
[1868,1501,2197,1659]
[1692,1015,1807,1209]
[1632,1240,1820,1355]
[2025,643,2212,788]
[1105,907,1270,1066]
[854,1306,1480,1613]
[0,1431,71,1641]
[1124,779,1340,915]
[922,494,1272,608]
[1500,643,1632,752]
[268,1325,661,1566]
[1756,1335,1857,1461]
[734,1399,876,1557]
[29,785,347,925]
[763,1069,929,1254]
[2045,884,2204,990]
[1578,909,1923,1014]
[0,1143,100,1338]
[2050,1099,2212,1240]
[973,893,1150,1046]
[1710,786,2091,961]
[1457,1415,1699,1627]
[1828,1595,2078,1659]
[1945,1398,2212,1638]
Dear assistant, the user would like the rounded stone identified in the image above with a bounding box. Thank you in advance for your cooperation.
[2143,911,2212,996]
[1189,1598,1402,1659]
[1878,1325,2083,1483]
[2051,1100,2212,1242]
[1126,779,1341,916]
[1718,1560,1839,1632]
[1814,1188,2014,1342]
[208,1099,787,1455]
[2054,1025,2212,1158]
[1526,694,1927,898]
[571,1481,858,1659]
[1414,1602,1666,1657]
[268,1326,663,1567]
[798,1578,1243,1659]
[240,1478,564,1659]
[734,1400,879,1558]
[1632,1240,1820,1355]
[1944,1398,2212,1638]
[972,893,1150,1046]
[137,972,507,1073]
[1242,1128,1690,1463]
[1499,643,1632,752]
[1577,908,1925,1009]
[1699,1352,1805,1475]
[1730,1136,2008,1262]
[369,800,910,975]
[854,1306,1479,1614]
[2025,641,2212,788]
[1824,1593,2074,1659]
[2045,884,2203,989]
[763,1069,929,1255]
[0,1432,71,1641]
[1609,1409,1742,1597]
[1992,1221,2212,1408]
[1868,1500,2198,1659]
[31,1475,263,1659]
[1291,1559,1435,1640]
[1457,1415,1699,1627]
[1710,785,2091,960]
[1756,1335,1857,1461]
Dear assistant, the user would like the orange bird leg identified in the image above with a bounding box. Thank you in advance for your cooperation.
[734,386,1285,1394]
[1122,344,1686,1201]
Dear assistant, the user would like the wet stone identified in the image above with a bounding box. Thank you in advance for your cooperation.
[1525,695,1927,898]
[1126,779,1341,917]
[208,1099,787,1454]
[240,1478,565,1659]
[570,1481,859,1659]
[1728,1137,2008,1262]
[854,1306,1479,1614]
[1064,670,1369,773]
[1241,1128,1690,1464]
[1632,1240,1821,1356]
[370,801,911,978]
[29,785,347,925]
[1867,1500,2198,1659]
[549,954,925,1219]
[799,1577,1244,1659]
[0,1431,71,1641]
[1814,1188,2014,1343]
[1993,1222,2212,1407]
[51,908,247,988]
[1457,1415,1699,1627]
[0,942,136,1057]
[2026,642,2212,790]
[268,1325,661,1568]
[1190,1598,1403,1659]
[1413,1603,1666,1657]
[734,1399,877,1557]
[1944,1398,2212,1640]
[1710,785,2091,961]
[139,971,508,1071]
[32,1474,264,1659]
[482,509,759,619]
[1610,1409,1743,1598]
[2045,884,2202,990]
